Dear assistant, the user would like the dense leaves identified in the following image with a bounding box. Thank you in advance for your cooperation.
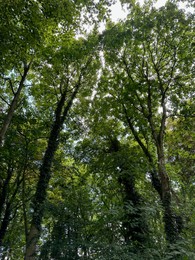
[0,0,194,259]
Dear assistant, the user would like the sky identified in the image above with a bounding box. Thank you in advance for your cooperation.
[110,1,128,22]
[95,0,166,33]
[110,0,192,22]
[110,0,167,22]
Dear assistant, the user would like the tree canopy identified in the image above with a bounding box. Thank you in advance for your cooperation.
[0,0,194,259]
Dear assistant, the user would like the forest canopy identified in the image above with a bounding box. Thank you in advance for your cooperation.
[0,0,194,259]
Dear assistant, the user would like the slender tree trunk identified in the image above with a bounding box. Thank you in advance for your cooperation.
[0,167,13,218]
[0,173,25,246]
[22,177,28,244]
[0,167,13,246]
[0,203,11,245]
[123,105,162,198]
[148,88,182,242]
[0,62,31,146]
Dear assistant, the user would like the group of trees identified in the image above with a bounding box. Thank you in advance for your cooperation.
[0,0,194,259]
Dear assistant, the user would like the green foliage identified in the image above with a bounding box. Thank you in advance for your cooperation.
[0,0,194,259]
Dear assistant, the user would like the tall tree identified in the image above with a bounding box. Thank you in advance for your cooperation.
[25,34,100,259]
[99,1,194,243]
[0,0,111,256]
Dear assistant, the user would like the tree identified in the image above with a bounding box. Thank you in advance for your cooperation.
[0,0,111,257]
[99,1,194,243]
[25,33,101,259]
[71,113,166,258]
[0,103,49,257]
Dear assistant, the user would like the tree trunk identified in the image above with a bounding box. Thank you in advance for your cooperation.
[0,167,13,218]
[157,145,181,243]
[119,173,148,246]
[25,92,66,259]
[0,167,13,246]
[0,203,11,246]
[123,104,182,243]
[0,62,31,146]
[107,138,148,245]
[25,81,81,259]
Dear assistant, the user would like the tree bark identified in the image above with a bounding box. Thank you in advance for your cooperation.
[123,105,162,198]
[0,166,13,218]
[107,138,148,245]
[0,202,11,246]
[156,143,181,243]
[25,81,81,260]
[0,62,31,146]
[119,173,148,246]
[123,104,182,243]
[0,166,13,246]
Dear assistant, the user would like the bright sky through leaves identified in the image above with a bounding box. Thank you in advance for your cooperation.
[110,0,192,21]
[110,0,167,21]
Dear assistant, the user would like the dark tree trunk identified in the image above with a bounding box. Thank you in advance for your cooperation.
[0,167,13,246]
[123,104,182,243]
[107,138,148,245]
[0,167,13,218]
[25,82,81,260]
[0,203,11,246]
[119,174,148,245]
[0,173,25,246]
[24,55,92,259]
[157,145,182,243]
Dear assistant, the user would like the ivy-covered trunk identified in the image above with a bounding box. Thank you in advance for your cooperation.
[25,83,80,259]
[119,173,148,246]
[123,103,182,243]
[25,93,66,259]
[157,143,181,243]
[155,99,182,243]
[107,138,148,246]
